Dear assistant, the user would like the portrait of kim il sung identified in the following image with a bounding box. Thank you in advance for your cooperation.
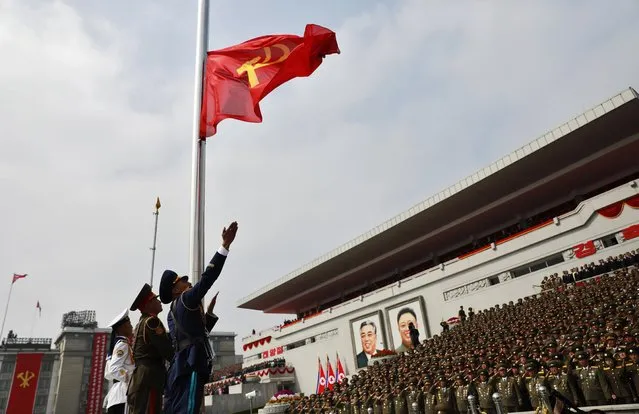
[350,311,386,369]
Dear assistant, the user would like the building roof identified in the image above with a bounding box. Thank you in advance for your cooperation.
[54,327,111,345]
[209,331,236,337]
[237,87,639,314]
[1,337,54,352]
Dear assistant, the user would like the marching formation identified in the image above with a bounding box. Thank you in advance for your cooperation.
[103,221,238,414]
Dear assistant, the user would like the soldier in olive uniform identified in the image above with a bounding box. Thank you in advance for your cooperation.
[521,360,548,410]
[602,352,632,403]
[575,352,613,406]
[405,381,423,414]
[453,374,472,414]
[625,348,639,401]
[473,369,496,414]
[546,360,579,406]
[422,377,437,414]
[494,362,523,411]
[392,384,408,414]
[433,375,455,413]
[127,283,174,414]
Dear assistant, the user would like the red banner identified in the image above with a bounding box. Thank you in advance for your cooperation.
[85,332,108,414]
[622,223,639,241]
[6,353,43,414]
[573,240,597,259]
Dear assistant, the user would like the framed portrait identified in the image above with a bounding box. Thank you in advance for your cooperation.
[349,311,387,369]
[385,296,429,353]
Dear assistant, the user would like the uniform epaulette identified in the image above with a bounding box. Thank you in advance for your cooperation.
[603,367,610,371]
[626,363,634,366]
[145,316,160,329]
[591,365,599,369]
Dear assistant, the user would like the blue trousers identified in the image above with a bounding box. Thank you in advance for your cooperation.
[164,371,207,414]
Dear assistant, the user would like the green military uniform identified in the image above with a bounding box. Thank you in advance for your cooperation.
[474,371,496,413]
[393,388,408,414]
[522,362,549,409]
[433,377,455,414]
[602,354,632,404]
[625,348,639,401]
[453,379,472,413]
[406,386,423,413]
[422,383,436,414]
[126,284,174,414]
[494,364,523,411]
[127,314,174,412]
[575,354,612,406]
[546,360,579,405]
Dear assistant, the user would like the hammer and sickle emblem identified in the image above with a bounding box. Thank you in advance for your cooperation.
[236,44,291,88]
[17,370,35,388]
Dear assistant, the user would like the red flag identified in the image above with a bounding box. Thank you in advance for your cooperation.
[326,355,336,391]
[336,352,346,383]
[12,273,27,284]
[200,23,340,137]
[316,357,327,394]
[6,353,43,413]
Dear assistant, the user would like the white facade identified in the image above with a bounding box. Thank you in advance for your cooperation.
[241,180,639,395]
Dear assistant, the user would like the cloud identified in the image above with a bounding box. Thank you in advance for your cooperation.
[0,0,638,354]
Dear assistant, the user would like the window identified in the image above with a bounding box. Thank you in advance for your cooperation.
[40,360,53,372]
[34,394,47,407]
[0,362,14,374]
[600,233,619,248]
[37,378,51,390]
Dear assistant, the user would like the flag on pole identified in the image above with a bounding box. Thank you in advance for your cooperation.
[12,274,27,284]
[200,23,340,137]
[36,301,41,317]
[336,352,346,383]
[316,357,327,394]
[326,355,336,391]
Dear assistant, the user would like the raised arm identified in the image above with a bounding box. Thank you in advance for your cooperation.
[183,222,238,308]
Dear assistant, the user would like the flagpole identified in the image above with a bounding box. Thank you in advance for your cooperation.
[189,0,210,284]
[0,280,14,345]
[149,197,161,287]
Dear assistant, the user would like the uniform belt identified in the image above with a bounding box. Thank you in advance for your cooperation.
[177,337,205,352]
[135,357,164,366]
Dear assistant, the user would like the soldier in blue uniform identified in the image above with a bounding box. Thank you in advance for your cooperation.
[160,221,238,413]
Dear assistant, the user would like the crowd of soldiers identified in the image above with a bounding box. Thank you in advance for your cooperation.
[287,250,639,413]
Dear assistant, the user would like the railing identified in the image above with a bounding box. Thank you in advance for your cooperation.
[2,337,52,348]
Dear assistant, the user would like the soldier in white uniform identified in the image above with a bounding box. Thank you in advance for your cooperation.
[104,308,134,414]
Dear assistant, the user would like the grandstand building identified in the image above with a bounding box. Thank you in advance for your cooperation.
[237,87,639,396]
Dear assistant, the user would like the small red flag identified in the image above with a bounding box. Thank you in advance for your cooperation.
[316,357,327,394]
[200,24,340,137]
[326,355,336,391]
[336,352,346,383]
[12,273,27,284]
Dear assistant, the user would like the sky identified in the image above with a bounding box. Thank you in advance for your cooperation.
[1,0,639,353]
